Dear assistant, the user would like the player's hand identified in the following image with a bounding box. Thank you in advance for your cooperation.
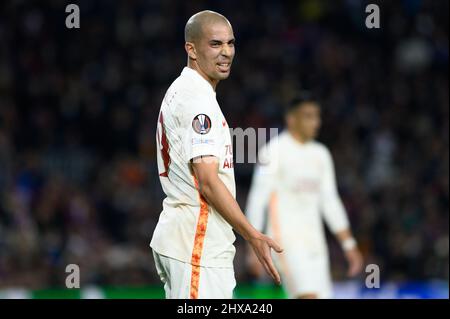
[248,233,283,285]
[345,248,363,277]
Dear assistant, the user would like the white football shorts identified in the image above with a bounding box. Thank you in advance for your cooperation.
[153,250,236,299]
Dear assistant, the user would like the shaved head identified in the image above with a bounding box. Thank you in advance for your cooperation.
[184,10,235,90]
[185,10,232,43]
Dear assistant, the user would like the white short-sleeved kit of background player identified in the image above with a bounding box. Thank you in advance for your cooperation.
[151,67,237,299]
[246,131,351,298]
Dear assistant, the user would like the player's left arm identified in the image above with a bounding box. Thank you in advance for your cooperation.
[320,147,363,277]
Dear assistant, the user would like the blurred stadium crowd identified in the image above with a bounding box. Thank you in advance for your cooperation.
[0,0,448,290]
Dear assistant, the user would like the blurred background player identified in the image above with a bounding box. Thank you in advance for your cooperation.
[246,92,364,299]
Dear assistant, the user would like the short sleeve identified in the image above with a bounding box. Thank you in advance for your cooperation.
[177,96,221,162]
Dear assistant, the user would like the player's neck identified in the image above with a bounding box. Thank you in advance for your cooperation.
[187,62,218,91]
[288,130,310,145]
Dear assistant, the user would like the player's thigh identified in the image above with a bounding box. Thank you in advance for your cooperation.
[198,267,236,299]
[295,255,332,299]
[153,251,191,299]
[280,251,332,299]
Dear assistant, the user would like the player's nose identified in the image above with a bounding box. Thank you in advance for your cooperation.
[220,44,233,57]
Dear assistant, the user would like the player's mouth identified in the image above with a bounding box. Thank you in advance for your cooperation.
[217,62,231,72]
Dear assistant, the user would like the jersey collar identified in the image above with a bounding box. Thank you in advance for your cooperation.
[181,67,216,96]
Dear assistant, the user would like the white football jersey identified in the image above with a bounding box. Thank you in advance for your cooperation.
[150,67,236,268]
[246,131,350,255]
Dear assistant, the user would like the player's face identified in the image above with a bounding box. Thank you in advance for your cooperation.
[196,22,235,84]
[292,103,321,140]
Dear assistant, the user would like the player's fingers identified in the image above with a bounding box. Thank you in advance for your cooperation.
[267,238,283,253]
[356,259,363,274]
[348,257,362,277]
[355,255,363,272]
[347,265,356,277]
[262,242,282,284]
[254,245,281,283]
[257,255,273,279]
[263,254,281,284]
[261,260,273,279]
[349,265,360,277]
[348,259,355,276]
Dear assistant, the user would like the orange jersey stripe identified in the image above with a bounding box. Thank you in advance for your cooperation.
[190,176,210,299]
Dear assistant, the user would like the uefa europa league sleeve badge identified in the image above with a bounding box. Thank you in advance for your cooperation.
[192,114,212,135]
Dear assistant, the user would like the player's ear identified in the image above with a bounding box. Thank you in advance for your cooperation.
[185,42,197,60]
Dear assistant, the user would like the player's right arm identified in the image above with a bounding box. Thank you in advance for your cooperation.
[191,156,283,285]
[177,94,283,284]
